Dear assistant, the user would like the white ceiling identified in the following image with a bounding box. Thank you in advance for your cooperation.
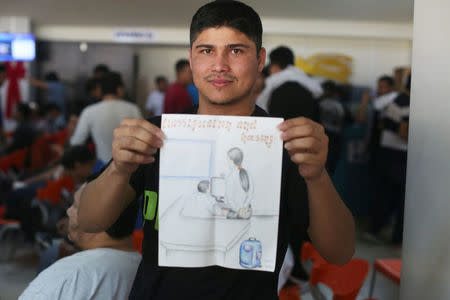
[2,0,414,28]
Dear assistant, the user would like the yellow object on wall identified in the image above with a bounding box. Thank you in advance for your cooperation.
[295,54,353,83]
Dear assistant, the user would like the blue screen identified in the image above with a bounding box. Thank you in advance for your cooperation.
[0,33,35,62]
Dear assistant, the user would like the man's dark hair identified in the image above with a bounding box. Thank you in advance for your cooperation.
[0,63,6,73]
[190,0,263,53]
[321,80,337,97]
[17,103,32,120]
[85,78,100,93]
[269,46,295,69]
[175,59,190,73]
[99,71,123,95]
[155,76,167,85]
[261,65,270,78]
[93,64,110,75]
[378,75,394,87]
[68,102,85,117]
[46,103,61,112]
[105,200,138,239]
[405,74,411,91]
[61,145,95,170]
[45,71,59,82]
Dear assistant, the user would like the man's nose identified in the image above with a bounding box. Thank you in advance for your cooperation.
[213,51,230,73]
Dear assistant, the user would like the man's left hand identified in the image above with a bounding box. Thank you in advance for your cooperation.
[278,117,328,181]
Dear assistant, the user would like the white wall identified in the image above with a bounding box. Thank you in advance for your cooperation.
[401,0,450,299]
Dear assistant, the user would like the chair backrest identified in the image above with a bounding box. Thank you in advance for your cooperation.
[0,148,28,172]
[310,258,370,300]
[132,229,144,254]
[36,175,76,205]
[279,285,302,300]
[301,241,327,266]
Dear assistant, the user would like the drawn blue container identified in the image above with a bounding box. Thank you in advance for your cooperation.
[239,237,262,268]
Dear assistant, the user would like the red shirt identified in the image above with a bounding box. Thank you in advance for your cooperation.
[163,82,192,114]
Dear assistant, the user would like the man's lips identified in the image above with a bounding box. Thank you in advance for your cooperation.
[210,79,233,87]
[205,75,236,87]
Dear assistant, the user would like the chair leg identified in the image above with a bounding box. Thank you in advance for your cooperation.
[368,270,377,297]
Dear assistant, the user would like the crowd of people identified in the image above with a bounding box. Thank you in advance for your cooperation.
[0,1,410,299]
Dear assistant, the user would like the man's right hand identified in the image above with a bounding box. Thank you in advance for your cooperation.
[112,118,165,175]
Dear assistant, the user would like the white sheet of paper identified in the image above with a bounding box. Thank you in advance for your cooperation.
[159,114,284,272]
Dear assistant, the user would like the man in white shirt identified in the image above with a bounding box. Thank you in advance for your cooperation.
[20,183,141,300]
[145,76,168,118]
[70,72,142,163]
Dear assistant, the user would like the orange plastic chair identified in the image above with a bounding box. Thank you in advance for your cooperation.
[36,175,76,205]
[368,259,401,297]
[0,148,28,172]
[132,229,144,254]
[309,258,370,300]
[301,241,327,274]
[0,205,20,243]
[279,285,302,300]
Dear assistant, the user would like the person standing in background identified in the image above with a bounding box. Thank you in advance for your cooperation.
[163,59,193,113]
[145,76,168,117]
[29,72,68,115]
[70,72,142,164]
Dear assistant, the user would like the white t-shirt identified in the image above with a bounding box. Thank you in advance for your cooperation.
[70,99,143,163]
[373,91,399,112]
[256,65,323,111]
[19,248,141,300]
[145,90,165,116]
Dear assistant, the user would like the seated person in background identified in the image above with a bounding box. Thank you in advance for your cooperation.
[45,103,66,133]
[37,212,80,274]
[29,72,67,115]
[182,180,233,218]
[20,183,141,300]
[6,146,95,238]
[5,103,37,154]
[145,76,168,118]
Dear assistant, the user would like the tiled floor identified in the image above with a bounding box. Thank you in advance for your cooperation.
[0,221,401,300]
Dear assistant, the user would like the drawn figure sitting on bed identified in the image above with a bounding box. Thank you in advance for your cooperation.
[182,180,237,219]
[222,147,254,219]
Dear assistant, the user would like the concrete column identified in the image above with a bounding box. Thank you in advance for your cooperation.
[401,0,450,299]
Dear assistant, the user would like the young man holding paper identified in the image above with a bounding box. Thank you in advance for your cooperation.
[77,1,355,299]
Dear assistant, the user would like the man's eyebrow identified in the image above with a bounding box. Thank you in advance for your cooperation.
[228,44,250,49]
[195,43,251,49]
[195,44,214,49]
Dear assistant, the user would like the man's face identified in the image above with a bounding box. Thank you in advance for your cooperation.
[189,26,265,106]
[179,65,193,86]
[158,80,168,92]
[67,185,85,245]
[377,80,394,96]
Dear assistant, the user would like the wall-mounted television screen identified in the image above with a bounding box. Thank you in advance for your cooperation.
[0,33,35,61]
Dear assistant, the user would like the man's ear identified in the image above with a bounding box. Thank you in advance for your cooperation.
[257,47,266,73]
